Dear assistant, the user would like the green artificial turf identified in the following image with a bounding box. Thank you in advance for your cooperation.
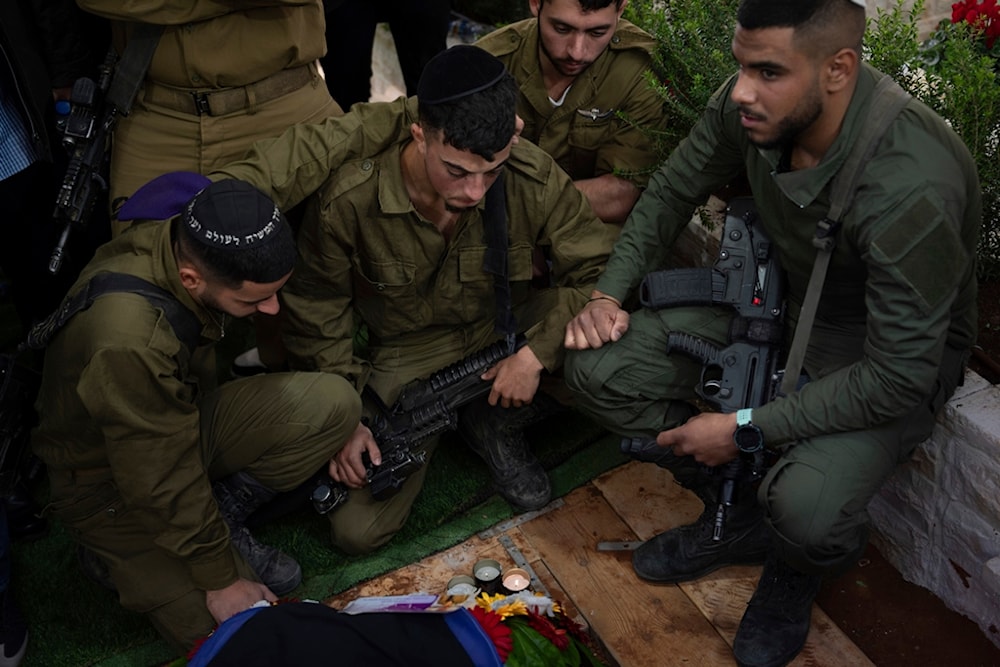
[13,413,626,667]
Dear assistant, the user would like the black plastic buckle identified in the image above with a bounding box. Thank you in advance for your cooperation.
[191,92,211,116]
[812,217,841,252]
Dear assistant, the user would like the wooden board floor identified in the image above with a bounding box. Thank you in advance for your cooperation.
[326,461,872,666]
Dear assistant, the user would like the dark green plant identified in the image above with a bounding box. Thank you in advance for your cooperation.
[624,0,740,156]
[866,0,1000,278]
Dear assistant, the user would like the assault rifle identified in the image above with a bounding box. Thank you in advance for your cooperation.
[50,24,161,274]
[311,336,525,514]
[625,198,785,539]
[49,50,117,275]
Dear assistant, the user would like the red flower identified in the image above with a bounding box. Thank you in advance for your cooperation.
[470,605,514,661]
[952,0,1000,47]
[526,612,570,651]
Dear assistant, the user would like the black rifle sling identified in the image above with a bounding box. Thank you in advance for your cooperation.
[25,273,202,353]
[481,172,518,352]
[105,23,163,115]
[778,75,911,396]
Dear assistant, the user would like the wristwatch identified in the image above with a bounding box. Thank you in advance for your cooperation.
[733,408,765,454]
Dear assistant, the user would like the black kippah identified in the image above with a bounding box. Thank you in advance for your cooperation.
[417,45,507,105]
[183,179,285,250]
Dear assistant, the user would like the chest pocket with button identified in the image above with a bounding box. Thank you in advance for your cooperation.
[565,107,616,179]
[351,255,430,337]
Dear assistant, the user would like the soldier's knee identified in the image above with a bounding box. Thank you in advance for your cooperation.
[293,373,362,431]
[760,460,866,575]
[328,511,401,556]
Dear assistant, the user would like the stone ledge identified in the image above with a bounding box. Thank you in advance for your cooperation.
[869,369,1000,648]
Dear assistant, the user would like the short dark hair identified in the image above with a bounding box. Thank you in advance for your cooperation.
[417,71,518,162]
[538,0,624,10]
[737,0,865,57]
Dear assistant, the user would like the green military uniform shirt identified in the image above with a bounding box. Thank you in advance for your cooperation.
[77,0,326,88]
[32,222,240,591]
[476,18,665,188]
[213,97,615,380]
[596,64,980,445]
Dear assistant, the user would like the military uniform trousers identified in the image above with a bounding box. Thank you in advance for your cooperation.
[46,371,361,650]
[563,305,966,575]
[328,290,565,555]
[110,63,340,231]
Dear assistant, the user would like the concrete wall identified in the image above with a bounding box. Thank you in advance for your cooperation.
[863,0,952,35]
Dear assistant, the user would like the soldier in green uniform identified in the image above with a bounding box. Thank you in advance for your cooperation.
[76,0,341,229]
[32,178,361,652]
[213,46,615,554]
[476,0,666,225]
[562,1,979,665]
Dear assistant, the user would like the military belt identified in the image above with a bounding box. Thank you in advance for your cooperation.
[142,63,315,116]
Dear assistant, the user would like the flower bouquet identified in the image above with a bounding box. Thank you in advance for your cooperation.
[466,591,608,667]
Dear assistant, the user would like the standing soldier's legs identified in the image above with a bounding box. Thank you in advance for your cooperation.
[109,72,339,233]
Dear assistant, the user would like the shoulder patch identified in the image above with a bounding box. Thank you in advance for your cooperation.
[869,195,964,314]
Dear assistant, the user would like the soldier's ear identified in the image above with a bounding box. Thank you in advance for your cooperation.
[178,264,204,291]
[824,47,858,94]
[410,122,425,146]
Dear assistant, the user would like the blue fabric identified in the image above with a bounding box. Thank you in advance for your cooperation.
[444,608,504,667]
[186,605,266,667]
[116,171,211,222]
[0,84,40,182]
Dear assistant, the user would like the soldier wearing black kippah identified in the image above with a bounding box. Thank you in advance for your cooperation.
[212,46,615,554]
[31,175,362,654]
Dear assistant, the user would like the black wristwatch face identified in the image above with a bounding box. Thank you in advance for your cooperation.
[734,424,764,453]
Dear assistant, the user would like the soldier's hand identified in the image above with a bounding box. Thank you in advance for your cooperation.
[329,421,381,488]
[564,293,629,350]
[206,578,276,625]
[657,412,739,467]
[482,345,542,408]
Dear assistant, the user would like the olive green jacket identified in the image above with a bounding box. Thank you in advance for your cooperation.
[597,64,980,444]
[76,0,325,88]
[476,18,665,187]
[214,97,615,382]
[32,222,240,590]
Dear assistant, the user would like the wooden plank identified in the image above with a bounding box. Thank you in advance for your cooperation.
[596,461,875,666]
[682,568,875,667]
[593,460,703,541]
[519,484,735,666]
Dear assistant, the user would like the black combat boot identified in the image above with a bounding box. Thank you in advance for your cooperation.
[213,471,302,596]
[631,480,770,583]
[458,395,563,512]
[733,551,822,667]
